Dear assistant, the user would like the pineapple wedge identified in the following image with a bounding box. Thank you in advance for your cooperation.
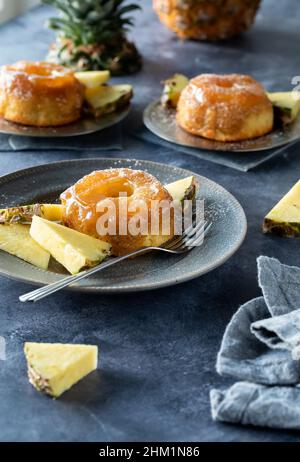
[24,342,98,398]
[30,216,111,274]
[40,204,64,222]
[263,180,300,237]
[0,224,50,269]
[75,70,110,88]
[165,176,197,202]
[161,74,189,109]
[268,91,300,124]
[85,84,133,117]
[0,203,63,225]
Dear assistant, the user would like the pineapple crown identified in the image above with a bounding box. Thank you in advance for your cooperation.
[43,0,141,45]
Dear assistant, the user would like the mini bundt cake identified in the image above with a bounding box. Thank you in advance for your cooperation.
[61,168,174,256]
[176,74,274,142]
[0,61,84,127]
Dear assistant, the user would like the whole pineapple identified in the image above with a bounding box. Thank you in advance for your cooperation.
[153,0,261,41]
[43,0,142,75]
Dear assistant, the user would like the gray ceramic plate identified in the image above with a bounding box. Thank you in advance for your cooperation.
[0,106,130,138]
[144,99,300,153]
[0,158,247,293]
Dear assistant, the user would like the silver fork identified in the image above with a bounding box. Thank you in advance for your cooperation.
[19,219,211,303]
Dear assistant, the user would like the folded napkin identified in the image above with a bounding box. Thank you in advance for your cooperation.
[211,256,300,430]
[211,382,300,431]
[134,127,299,172]
[0,124,122,152]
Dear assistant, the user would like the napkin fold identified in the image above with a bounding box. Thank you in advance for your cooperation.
[251,311,300,359]
[211,256,300,430]
[211,382,300,431]
[0,125,123,152]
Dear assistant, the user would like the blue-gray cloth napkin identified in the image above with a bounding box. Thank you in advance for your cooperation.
[0,125,123,152]
[211,382,300,431]
[211,256,300,430]
[134,127,299,172]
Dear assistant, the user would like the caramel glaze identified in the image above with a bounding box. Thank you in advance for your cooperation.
[176,74,274,142]
[0,61,84,127]
[61,168,174,256]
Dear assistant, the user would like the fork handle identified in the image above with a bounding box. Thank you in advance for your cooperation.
[19,247,157,303]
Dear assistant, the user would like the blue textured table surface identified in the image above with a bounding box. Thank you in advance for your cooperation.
[0,1,300,442]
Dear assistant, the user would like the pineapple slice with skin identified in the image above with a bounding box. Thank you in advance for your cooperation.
[161,74,189,109]
[85,84,133,117]
[165,176,198,235]
[263,180,300,237]
[75,70,110,88]
[165,176,197,202]
[0,224,50,269]
[267,91,300,125]
[24,342,98,398]
[40,204,64,222]
[0,203,63,225]
[30,216,111,275]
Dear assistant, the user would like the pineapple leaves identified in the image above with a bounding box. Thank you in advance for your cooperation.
[47,17,84,45]
[117,5,140,16]
[43,0,141,43]
[43,0,142,74]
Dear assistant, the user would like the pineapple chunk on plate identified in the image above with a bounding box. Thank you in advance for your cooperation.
[30,216,111,274]
[85,84,133,117]
[161,73,189,109]
[267,91,300,124]
[0,203,63,225]
[40,204,64,222]
[75,70,110,88]
[0,224,50,269]
[24,342,98,398]
[165,175,197,202]
[263,180,300,237]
